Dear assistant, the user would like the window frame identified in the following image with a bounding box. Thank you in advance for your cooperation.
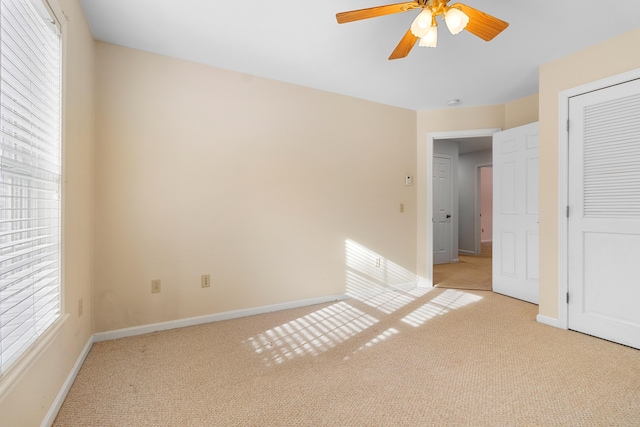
[0,0,67,394]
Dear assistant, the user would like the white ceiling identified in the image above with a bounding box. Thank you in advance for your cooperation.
[78,0,640,111]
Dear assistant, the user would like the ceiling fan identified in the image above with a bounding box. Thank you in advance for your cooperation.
[336,0,509,60]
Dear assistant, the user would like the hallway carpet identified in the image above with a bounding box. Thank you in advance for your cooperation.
[434,242,492,291]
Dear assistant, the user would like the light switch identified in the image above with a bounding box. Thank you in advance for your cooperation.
[405,175,412,186]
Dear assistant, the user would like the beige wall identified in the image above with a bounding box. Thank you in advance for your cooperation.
[505,93,539,129]
[93,42,418,332]
[538,28,640,319]
[0,0,95,425]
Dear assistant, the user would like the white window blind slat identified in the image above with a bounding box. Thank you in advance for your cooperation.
[1,262,59,293]
[1,241,59,263]
[1,41,59,124]
[1,251,59,281]
[1,157,61,181]
[2,276,60,337]
[1,135,60,164]
[583,91,640,218]
[0,0,62,375]
[0,268,60,347]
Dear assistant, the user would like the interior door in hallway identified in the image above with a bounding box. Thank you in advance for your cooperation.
[567,77,640,350]
[492,122,539,304]
[433,155,452,265]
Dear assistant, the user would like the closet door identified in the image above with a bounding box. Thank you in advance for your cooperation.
[568,78,640,350]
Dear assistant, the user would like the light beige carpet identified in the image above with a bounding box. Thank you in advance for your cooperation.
[434,242,492,291]
[54,286,640,426]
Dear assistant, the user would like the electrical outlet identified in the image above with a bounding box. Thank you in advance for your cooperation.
[375,257,381,268]
[78,298,83,317]
[201,274,211,288]
[151,279,161,293]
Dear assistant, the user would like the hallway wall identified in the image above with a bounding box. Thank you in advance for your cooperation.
[458,149,492,253]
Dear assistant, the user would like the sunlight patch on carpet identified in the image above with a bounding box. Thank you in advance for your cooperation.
[246,301,379,366]
[344,327,400,360]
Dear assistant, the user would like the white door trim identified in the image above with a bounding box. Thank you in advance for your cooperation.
[557,67,640,330]
[423,128,501,287]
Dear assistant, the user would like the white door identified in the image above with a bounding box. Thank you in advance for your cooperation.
[567,78,640,350]
[492,122,539,303]
[433,156,452,265]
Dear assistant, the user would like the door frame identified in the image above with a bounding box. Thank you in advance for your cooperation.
[557,67,640,330]
[424,129,501,287]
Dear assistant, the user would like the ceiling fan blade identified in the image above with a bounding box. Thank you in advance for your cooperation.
[389,28,419,60]
[450,3,509,41]
[336,2,420,24]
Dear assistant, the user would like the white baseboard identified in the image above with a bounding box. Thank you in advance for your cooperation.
[94,293,348,342]
[536,314,564,329]
[417,277,433,288]
[41,335,94,427]
[346,282,418,300]
[481,239,493,243]
[458,250,475,255]
[388,282,418,292]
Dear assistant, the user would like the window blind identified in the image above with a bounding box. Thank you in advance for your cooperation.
[0,0,62,374]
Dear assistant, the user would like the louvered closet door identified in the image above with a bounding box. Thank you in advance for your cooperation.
[568,77,640,350]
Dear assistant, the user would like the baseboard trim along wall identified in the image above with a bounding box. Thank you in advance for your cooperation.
[458,250,475,255]
[536,314,564,329]
[94,293,349,342]
[417,277,432,288]
[42,336,94,427]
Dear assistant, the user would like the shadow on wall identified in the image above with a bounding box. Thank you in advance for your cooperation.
[244,240,482,367]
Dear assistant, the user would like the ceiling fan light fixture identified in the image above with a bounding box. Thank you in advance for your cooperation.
[410,8,433,38]
[419,25,438,47]
[335,0,510,60]
[444,7,469,35]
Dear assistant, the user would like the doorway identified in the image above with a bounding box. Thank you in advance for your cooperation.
[429,131,497,290]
